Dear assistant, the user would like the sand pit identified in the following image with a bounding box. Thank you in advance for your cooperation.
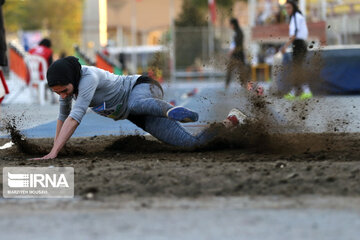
[1,75,359,200]
[1,87,360,199]
[1,129,359,199]
[1,83,360,239]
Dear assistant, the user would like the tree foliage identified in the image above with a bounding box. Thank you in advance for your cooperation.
[3,0,83,54]
[191,0,245,25]
[175,0,207,27]
[174,0,239,68]
[174,0,207,68]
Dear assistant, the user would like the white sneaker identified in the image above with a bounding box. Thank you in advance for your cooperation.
[223,108,247,128]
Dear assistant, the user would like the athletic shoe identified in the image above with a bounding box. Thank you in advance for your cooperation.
[247,82,264,96]
[224,108,247,128]
[247,82,254,91]
[166,106,199,123]
[284,92,296,100]
[256,86,264,96]
[300,92,313,100]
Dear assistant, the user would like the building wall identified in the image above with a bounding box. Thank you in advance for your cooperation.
[107,0,182,46]
[327,15,360,44]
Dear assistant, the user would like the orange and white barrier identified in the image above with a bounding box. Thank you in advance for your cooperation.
[8,43,52,105]
[96,53,113,73]
[9,44,29,84]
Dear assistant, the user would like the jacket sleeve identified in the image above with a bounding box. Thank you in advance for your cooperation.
[58,96,72,122]
[69,73,99,123]
[289,15,297,37]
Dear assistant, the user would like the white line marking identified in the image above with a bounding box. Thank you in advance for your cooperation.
[0,141,14,150]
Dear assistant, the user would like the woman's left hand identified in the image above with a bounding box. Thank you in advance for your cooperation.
[29,117,79,161]
[29,152,57,160]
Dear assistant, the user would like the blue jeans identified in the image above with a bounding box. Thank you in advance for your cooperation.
[127,83,216,148]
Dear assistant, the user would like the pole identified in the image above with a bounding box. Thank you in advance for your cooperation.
[208,17,215,59]
[321,0,327,21]
[299,0,306,16]
[248,0,256,27]
[208,2,215,81]
[169,0,175,82]
[248,0,256,65]
[131,0,137,74]
[116,27,123,47]
[342,14,348,44]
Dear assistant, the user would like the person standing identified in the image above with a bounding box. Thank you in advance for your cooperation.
[225,18,247,89]
[29,38,53,70]
[29,38,56,103]
[0,0,8,105]
[0,0,6,67]
[281,0,312,100]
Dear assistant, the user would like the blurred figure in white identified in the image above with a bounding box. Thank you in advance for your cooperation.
[280,0,312,100]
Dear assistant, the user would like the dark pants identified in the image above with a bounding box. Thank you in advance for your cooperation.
[126,82,217,148]
[290,39,308,90]
[225,51,248,88]
[292,39,307,65]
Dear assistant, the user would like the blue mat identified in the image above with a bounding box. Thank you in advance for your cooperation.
[277,48,360,94]
[21,112,146,138]
[2,83,222,138]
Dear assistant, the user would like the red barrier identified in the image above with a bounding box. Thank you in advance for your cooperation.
[96,54,114,73]
[9,46,29,84]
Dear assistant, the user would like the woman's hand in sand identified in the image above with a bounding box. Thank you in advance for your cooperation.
[29,117,79,160]
[29,152,57,160]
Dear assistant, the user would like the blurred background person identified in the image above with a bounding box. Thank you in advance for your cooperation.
[118,53,127,74]
[29,38,53,68]
[0,0,6,67]
[0,0,7,105]
[225,18,246,90]
[29,38,53,81]
[281,0,312,100]
[29,38,56,103]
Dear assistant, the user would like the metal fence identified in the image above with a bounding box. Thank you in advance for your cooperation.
[172,26,232,80]
[174,27,231,71]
